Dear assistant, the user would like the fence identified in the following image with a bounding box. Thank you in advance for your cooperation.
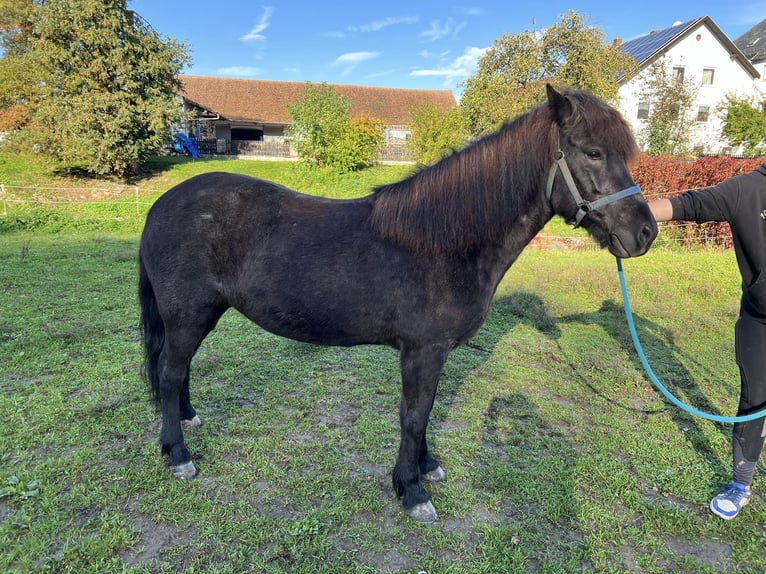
[376,144,413,163]
[0,183,156,234]
[190,138,413,163]
[196,139,295,158]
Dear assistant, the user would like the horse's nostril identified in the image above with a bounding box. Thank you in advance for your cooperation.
[640,223,657,244]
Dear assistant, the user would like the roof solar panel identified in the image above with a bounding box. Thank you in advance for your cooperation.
[620,19,698,65]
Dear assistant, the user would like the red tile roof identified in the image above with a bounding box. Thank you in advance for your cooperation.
[178,75,457,126]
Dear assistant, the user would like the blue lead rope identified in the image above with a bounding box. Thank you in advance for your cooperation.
[616,257,766,424]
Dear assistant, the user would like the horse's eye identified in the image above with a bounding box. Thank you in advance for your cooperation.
[586,150,602,160]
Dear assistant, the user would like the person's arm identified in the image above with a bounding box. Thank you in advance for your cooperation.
[648,198,673,222]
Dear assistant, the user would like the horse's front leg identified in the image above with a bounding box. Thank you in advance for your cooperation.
[393,343,450,523]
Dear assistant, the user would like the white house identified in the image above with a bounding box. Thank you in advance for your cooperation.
[618,16,762,154]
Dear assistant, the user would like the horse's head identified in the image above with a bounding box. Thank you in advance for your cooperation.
[545,85,657,258]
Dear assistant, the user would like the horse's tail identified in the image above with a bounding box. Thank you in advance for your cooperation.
[139,252,164,409]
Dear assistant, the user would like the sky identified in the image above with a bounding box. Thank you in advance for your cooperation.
[128,0,765,99]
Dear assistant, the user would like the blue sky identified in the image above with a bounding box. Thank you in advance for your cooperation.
[128,0,765,98]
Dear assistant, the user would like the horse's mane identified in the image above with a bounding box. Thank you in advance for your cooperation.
[369,90,637,255]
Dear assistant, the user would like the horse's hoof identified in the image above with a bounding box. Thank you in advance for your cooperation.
[170,461,197,480]
[422,466,446,482]
[182,415,202,429]
[406,501,438,523]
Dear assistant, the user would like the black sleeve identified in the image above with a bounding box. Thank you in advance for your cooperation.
[668,175,743,223]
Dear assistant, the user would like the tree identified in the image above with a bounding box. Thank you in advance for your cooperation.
[718,94,766,156]
[0,0,190,177]
[636,61,697,156]
[459,11,637,135]
[0,0,39,132]
[0,0,35,56]
[286,83,384,173]
[407,103,468,165]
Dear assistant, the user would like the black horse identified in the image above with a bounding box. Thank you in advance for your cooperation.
[139,85,657,522]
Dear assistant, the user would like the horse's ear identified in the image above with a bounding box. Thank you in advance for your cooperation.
[546,83,577,127]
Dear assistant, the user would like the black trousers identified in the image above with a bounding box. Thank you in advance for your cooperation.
[732,306,766,484]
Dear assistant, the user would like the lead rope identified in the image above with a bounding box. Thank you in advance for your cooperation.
[617,257,766,423]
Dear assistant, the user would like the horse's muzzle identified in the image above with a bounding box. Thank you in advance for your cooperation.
[608,220,657,258]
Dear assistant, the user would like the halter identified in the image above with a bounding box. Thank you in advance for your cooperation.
[545,150,641,228]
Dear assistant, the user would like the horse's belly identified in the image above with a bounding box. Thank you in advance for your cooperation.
[238,299,387,348]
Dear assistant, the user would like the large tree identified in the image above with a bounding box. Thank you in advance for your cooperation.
[459,11,637,135]
[0,0,190,177]
[0,0,35,55]
[0,0,38,132]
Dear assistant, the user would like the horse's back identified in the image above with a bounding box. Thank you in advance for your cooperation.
[145,172,293,228]
[139,172,388,341]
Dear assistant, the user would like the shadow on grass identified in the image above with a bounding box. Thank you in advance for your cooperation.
[558,299,729,476]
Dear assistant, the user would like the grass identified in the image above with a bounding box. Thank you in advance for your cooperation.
[1,231,764,573]
[1,153,764,572]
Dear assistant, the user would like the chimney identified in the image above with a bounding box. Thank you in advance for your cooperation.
[612,38,623,48]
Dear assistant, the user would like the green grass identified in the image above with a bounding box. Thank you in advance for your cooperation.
[1,230,764,573]
[1,153,763,572]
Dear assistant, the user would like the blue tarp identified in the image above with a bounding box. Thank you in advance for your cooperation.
[172,133,200,158]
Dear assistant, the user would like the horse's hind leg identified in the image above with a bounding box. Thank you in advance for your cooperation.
[420,434,446,482]
[158,332,200,479]
[158,307,225,478]
[180,374,201,428]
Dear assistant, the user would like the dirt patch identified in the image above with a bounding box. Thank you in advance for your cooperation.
[315,401,360,429]
[666,536,733,571]
[119,511,193,567]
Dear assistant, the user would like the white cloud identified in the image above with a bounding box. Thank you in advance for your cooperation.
[216,66,262,77]
[240,6,273,42]
[334,51,380,64]
[332,51,380,75]
[325,15,418,39]
[419,18,466,42]
[409,46,487,83]
[349,16,419,33]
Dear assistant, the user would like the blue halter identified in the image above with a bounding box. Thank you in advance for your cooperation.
[545,150,641,228]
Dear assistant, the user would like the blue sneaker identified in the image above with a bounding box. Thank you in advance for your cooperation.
[710,482,751,520]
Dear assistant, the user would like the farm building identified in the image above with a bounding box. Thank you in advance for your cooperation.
[176,75,457,158]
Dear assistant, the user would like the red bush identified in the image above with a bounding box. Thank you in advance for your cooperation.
[631,155,763,248]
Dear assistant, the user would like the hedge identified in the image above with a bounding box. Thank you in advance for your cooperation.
[632,155,764,247]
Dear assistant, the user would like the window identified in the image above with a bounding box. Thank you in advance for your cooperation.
[637,101,650,120]
[231,128,263,141]
[672,66,685,83]
[697,105,710,122]
[702,68,715,85]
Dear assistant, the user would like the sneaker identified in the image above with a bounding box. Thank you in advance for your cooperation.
[710,482,751,520]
